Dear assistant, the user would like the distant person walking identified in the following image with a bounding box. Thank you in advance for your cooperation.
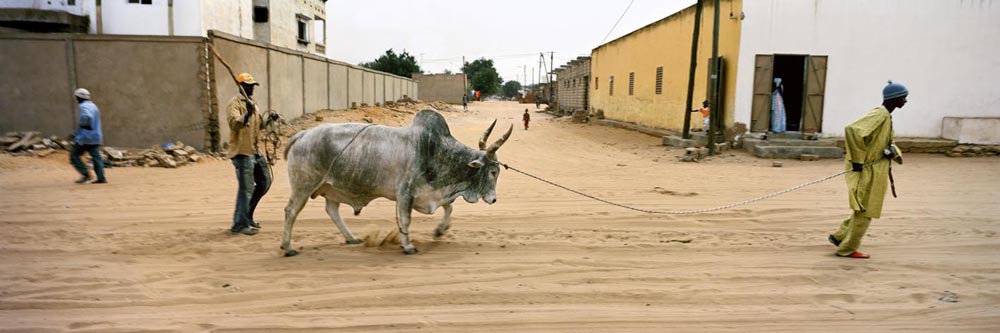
[227,72,277,236]
[523,109,531,130]
[462,94,468,111]
[69,88,107,184]
[828,81,907,259]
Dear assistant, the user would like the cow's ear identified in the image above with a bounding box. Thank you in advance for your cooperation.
[467,159,485,168]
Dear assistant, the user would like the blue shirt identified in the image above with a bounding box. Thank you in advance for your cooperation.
[74,100,103,145]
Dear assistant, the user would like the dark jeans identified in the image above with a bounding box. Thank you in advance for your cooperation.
[70,144,106,181]
[231,154,272,231]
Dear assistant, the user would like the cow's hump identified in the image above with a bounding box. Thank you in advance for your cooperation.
[412,110,452,138]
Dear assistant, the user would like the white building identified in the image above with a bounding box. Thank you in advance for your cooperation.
[0,0,327,55]
[733,0,1000,142]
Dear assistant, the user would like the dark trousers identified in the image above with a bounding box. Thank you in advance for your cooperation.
[231,154,272,231]
[70,144,106,181]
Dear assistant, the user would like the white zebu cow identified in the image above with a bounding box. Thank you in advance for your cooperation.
[281,110,511,255]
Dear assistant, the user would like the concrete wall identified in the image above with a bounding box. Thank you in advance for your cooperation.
[268,50,304,118]
[0,37,74,136]
[209,31,416,149]
[412,73,466,104]
[374,74,385,104]
[362,71,375,105]
[590,0,742,131]
[74,37,207,148]
[329,63,348,110]
[347,66,363,107]
[554,58,591,112]
[303,57,327,115]
[0,34,208,148]
[735,0,1000,138]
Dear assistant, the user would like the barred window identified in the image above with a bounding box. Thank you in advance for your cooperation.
[628,72,635,96]
[609,76,614,96]
[655,66,663,95]
[595,77,598,90]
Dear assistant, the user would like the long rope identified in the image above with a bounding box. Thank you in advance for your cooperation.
[501,163,850,215]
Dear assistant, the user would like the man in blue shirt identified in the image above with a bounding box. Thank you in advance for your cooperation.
[70,88,107,184]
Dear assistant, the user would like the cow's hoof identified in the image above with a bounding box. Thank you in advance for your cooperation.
[284,249,299,257]
[345,239,362,245]
[402,245,418,255]
[434,229,446,238]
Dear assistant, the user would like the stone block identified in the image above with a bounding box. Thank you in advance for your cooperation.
[799,154,820,161]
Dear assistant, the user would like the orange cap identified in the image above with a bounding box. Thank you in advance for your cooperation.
[237,72,259,85]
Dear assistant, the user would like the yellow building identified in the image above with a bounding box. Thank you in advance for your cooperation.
[590,0,742,132]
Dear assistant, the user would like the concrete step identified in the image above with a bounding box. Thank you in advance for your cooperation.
[833,137,958,153]
[743,138,838,153]
[662,135,706,148]
[753,145,844,159]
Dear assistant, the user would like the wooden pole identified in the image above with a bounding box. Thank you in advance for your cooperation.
[707,0,720,155]
[682,0,704,139]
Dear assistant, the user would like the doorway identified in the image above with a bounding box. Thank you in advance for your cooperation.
[751,54,827,134]
[772,55,806,132]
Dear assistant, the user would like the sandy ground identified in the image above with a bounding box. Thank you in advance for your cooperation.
[1,100,999,332]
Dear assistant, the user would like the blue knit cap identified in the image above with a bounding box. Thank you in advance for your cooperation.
[883,80,908,100]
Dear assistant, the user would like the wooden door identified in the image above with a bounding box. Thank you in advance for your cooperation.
[802,55,827,133]
[751,55,773,132]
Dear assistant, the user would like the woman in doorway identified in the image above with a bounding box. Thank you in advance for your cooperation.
[771,77,787,133]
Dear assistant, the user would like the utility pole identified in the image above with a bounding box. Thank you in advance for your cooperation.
[682,0,704,139]
[523,65,527,97]
[707,0,721,156]
[550,51,554,102]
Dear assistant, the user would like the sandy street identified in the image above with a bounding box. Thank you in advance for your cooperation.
[1,100,999,331]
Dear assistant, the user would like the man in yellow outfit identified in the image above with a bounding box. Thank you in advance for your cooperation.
[828,81,907,259]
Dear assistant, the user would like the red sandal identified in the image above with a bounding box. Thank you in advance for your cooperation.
[837,251,870,259]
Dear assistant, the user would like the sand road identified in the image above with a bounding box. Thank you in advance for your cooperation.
[1,101,998,331]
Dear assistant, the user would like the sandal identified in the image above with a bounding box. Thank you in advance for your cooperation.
[836,251,870,259]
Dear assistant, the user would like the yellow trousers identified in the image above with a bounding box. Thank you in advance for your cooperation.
[832,211,872,256]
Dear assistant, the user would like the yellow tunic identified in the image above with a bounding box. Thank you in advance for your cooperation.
[843,105,902,218]
[226,95,265,158]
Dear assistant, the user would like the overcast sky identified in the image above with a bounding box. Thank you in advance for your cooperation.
[326,0,695,86]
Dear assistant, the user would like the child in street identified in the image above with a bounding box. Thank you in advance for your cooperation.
[523,109,531,130]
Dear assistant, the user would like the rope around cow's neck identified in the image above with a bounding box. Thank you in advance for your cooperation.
[500,162,873,215]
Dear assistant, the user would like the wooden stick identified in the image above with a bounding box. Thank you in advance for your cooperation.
[207,43,250,101]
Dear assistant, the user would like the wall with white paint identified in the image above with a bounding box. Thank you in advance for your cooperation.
[734,0,1000,137]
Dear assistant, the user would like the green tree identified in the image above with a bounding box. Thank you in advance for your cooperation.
[501,80,522,98]
[360,49,422,78]
[462,58,503,96]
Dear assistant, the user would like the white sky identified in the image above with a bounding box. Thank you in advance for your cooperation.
[326,0,696,86]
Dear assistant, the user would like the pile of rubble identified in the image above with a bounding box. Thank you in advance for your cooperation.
[1,131,213,168]
[385,99,461,113]
[105,141,212,168]
[2,132,72,157]
[947,145,1000,157]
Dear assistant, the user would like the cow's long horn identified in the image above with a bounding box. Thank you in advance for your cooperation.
[479,119,497,151]
[487,124,513,154]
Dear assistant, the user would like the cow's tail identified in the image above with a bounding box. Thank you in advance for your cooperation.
[284,130,306,160]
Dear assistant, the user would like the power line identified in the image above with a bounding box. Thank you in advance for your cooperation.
[599,0,636,45]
